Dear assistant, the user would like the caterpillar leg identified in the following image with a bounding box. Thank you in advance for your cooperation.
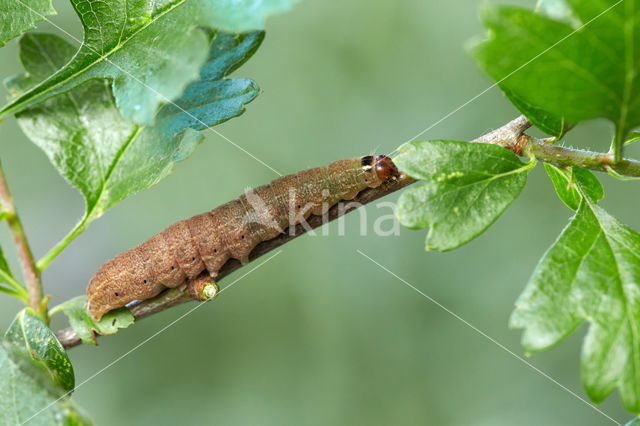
[188,275,219,301]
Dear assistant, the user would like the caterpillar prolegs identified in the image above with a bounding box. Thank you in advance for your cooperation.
[87,155,399,320]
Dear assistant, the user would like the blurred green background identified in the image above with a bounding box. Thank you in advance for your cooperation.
[0,0,637,424]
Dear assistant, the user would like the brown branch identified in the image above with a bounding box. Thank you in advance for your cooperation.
[472,115,532,146]
[0,161,43,316]
[57,115,640,349]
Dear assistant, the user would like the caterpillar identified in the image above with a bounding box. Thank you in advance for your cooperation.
[87,155,399,320]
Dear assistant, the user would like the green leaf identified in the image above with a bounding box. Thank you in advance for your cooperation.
[395,140,534,251]
[0,0,56,48]
[544,164,603,210]
[9,32,262,224]
[0,0,294,123]
[471,1,640,143]
[0,339,91,425]
[55,296,133,345]
[574,168,605,203]
[544,164,581,210]
[502,86,573,138]
[511,199,640,412]
[5,309,74,391]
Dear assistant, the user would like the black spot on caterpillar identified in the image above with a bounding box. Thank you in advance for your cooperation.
[87,155,399,320]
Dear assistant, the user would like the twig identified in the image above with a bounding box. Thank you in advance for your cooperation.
[56,115,640,348]
[526,138,640,176]
[472,116,640,176]
[472,115,532,144]
[0,161,43,315]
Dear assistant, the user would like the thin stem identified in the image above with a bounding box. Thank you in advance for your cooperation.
[526,136,640,176]
[48,305,63,318]
[0,285,28,301]
[0,161,43,316]
[0,269,29,299]
[610,130,625,164]
[37,215,90,272]
[472,116,640,177]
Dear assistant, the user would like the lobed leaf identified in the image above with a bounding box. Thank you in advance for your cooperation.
[395,140,534,251]
[0,339,91,425]
[544,164,603,210]
[0,0,55,48]
[8,31,262,223]
[0,0,294,124]
[471,1,640,143]
[5,309,74,391]
[511,197,640,412]
[55,296,133,345]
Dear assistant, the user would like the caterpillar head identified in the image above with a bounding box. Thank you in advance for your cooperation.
[373,155,399,181]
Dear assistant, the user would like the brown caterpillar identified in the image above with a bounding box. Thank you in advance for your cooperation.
[87,155,399,320]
